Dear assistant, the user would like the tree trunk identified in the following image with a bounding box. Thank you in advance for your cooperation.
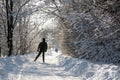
[6,0,14,56]
[0,31,1,57]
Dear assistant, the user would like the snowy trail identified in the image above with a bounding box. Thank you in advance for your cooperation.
[1,51,120,80]
[2,51,79,80]
[18,62,64,80]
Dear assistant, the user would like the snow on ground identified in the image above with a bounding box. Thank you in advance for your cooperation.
[0,50,120,80]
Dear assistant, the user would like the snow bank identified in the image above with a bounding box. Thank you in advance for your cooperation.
[58,55,120,80]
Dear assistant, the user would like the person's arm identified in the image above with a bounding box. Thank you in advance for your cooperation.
[45,43,48,52]
[37,43,41,51]
[46,43,48,51]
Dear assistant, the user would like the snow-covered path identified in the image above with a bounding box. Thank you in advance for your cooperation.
[1,51,120,80]
[0,51,79,80]
[16,60,78,80]
[16,53,79,80]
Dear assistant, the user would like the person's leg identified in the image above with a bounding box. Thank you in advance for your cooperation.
[42,51,45,63]
[34,51,42,61]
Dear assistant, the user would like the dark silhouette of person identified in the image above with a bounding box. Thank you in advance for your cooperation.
[34,38,48,63]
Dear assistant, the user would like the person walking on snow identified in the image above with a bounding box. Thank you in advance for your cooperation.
[34,38,48,63]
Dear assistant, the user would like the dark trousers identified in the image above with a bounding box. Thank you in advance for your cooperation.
[34,51,45,62]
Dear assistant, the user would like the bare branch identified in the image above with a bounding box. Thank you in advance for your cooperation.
[13,0,30,28]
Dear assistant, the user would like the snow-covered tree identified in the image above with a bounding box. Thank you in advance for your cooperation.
[0,0,50,56]
[51,0,120,63]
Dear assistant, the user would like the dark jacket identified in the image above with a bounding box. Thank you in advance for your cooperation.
[37,41,47,52]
